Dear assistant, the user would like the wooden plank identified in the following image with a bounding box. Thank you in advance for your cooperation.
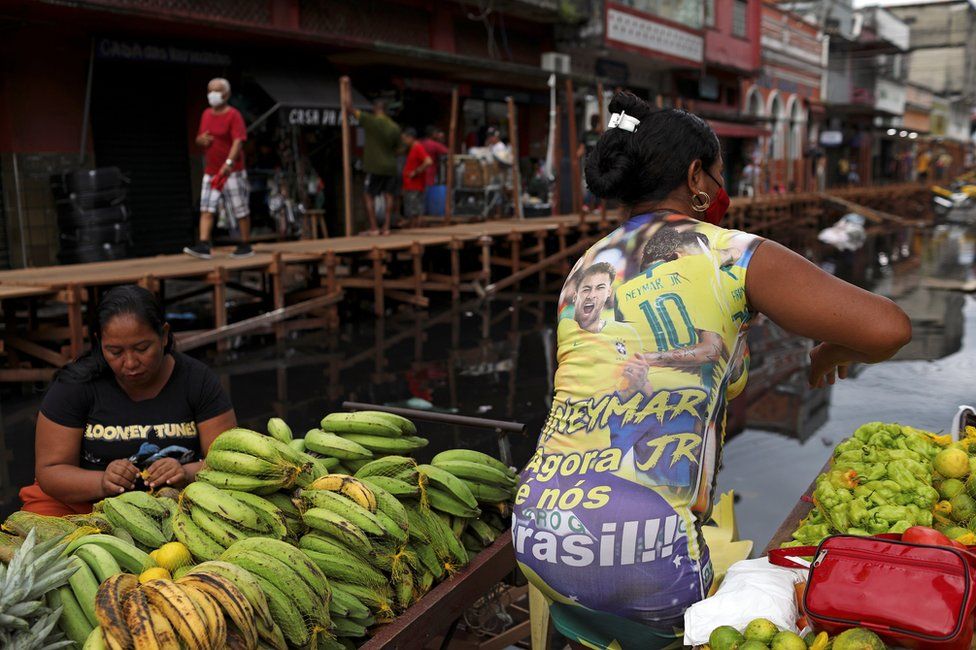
[177,292,342,352]
[361,533,515,650]
[7,337,68,367]
[0,367,56,382]
[209,267,228,353]
[0,284,55,299]
[340,76,354,237]
[446,86,459,225]
[485,238,589,295]
[552,103,562,216]
[565,78,581,215]
[921,277,976,292]
[385,289,429,308]
[507,96,523,220]
[596,81,607,227]
[65,285,84,359]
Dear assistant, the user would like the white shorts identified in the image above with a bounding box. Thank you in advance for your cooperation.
[200,170,250,222]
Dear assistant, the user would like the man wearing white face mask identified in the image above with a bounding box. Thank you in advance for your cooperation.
[184,78,251,259]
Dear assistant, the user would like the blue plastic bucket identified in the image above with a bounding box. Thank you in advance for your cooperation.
[426,185,447,216]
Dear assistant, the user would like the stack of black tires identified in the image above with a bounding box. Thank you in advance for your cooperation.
[51,167,131,264]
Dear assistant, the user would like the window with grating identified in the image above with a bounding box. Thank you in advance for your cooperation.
[732,0,748,37]
[83,0,270,24]
[299,0,429,48]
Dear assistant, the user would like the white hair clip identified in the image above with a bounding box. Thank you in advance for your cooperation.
[607,111,640,132]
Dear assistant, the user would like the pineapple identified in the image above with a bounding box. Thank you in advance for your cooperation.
[2,512,77,542]
[0,529,77,649]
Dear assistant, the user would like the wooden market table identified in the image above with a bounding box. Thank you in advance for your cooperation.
[361,532,516,650]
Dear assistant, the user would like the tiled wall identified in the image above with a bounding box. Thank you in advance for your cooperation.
[0,152,82,268]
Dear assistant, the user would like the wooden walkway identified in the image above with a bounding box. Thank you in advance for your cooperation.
[0,184,933,382]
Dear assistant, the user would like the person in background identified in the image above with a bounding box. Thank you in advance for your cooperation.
[916,148,932,182]
[419,126,449,187]
[185,78,252,259]
[343,96,401,235]
[401,128,433,228]
[21,286,236,516]
[740,160,760,197]
[935,149,953,181]
[483,127,513,164]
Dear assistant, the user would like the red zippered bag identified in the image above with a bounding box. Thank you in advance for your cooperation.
[769,535,976,650]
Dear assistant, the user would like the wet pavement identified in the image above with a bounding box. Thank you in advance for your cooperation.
[1,226,974,549]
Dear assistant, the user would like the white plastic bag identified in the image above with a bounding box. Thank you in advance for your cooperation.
[818,213,867,251]
[683,557,808,645]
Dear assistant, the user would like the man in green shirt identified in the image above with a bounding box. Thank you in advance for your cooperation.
[346,97,401,234]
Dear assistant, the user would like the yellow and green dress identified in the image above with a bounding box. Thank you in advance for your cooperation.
[515,211,762,649]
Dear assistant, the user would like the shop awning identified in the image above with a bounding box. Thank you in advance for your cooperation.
[708,120,770,139]
[248,70,371,129]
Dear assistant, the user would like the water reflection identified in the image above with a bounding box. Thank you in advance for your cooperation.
[718,225,976,548]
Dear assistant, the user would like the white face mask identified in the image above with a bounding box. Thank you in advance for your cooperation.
[207,91,225,107]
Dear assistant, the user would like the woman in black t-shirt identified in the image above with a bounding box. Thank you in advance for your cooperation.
[21,285,236,515]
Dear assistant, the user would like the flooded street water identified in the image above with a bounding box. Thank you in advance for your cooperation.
[2,227,974,550]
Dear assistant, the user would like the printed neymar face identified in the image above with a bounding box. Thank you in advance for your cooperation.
[100,314,168,388]
[574,269,614,332]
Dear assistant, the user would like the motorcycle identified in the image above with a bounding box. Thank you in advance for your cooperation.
[931,177,976,223]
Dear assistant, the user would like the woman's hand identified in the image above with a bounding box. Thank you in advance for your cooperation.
[101,459,139,496]
[145,458,188,489]
[808,342,852,388]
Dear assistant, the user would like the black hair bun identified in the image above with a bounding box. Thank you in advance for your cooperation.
[581,92,720,205]
[607,91,653,122]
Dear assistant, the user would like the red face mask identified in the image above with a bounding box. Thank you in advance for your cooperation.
[703,170,730,225]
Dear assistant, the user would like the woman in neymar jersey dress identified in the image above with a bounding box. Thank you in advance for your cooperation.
[513,92,912,649]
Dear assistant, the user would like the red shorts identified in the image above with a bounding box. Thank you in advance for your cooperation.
[19,482,92,517]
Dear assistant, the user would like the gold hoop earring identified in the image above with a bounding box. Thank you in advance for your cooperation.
[691,190,711,212]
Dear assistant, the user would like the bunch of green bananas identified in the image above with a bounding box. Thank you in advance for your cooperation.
[188,560,288,648]
[54,534,157,646]
[197,428,310,494]
[85,569,263,650]
[94,491,178,552]
[172,482,288,563]
[305,411,428,474]
[221,538,331,648]
[40,411,520,647]
[429,449,518,505]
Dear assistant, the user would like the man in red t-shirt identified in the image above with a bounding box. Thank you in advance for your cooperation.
[401,128,433,227]
[184,78,251,259]
[419,126,449,188]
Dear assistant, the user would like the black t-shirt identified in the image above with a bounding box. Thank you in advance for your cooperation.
[40,352,232,471]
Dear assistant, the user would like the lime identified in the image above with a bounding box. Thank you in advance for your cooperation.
[741,641,771,650]
[945,525,971,540]
[832,627,884,650]
[934,448,969,479]
[710,625,746,650]
[771,631,808,650]
[940,478,966,500]
[744,619,779,645]
[950,493,976,522]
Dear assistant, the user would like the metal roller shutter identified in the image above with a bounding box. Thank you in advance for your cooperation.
[91,63,195,257]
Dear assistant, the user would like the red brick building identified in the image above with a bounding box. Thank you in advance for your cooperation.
[742,2,824,193]
[0,0,571,266]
